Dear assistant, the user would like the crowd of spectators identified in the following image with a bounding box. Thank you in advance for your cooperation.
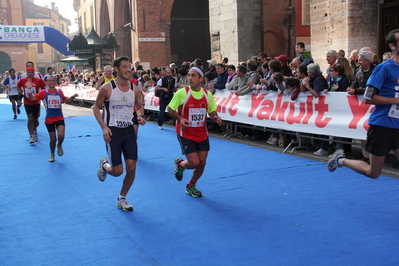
[3,45,391,161]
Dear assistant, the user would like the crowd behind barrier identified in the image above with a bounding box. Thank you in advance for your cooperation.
[60,84,371,145]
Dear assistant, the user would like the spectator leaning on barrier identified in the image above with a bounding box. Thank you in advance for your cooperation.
[208,63,228,92]
[257,52,268,69]
[235,59,260,96]
[229,65,247,91]
[303,63,330,156]
[325,50,338,85]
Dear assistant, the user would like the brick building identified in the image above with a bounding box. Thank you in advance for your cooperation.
[74,0,399,71]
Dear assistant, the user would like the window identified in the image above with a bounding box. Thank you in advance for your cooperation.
[302,0,310,26]
[37,43,44,54]
[33,22,44,26]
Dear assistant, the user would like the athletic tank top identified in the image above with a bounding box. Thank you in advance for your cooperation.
[7,76,20,96]
[176,87,209,142]
[103,80,135,128]
[44,89,63,118]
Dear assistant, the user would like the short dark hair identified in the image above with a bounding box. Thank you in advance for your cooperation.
[177,68,188,76]
[237,65,247,74]
[215,63,225,68]
[193,58,203,67]
[47,67,53,71]
[286,78,300,88]
[151,67,160,75]
[205,71,216,80]
[26,61,34,67]
[113,56,130,68]
[386,29,399,47]
[298,65,308,76]
[222,57,228,63]
[257,52,268,59]
[227,64,236,71]
[9,68,15,73]
[296,42,305,49]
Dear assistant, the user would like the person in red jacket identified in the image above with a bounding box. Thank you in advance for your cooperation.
[17,67,46,144]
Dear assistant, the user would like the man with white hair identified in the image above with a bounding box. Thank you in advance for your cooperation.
[95,65,114,90]
[325,50,338,83]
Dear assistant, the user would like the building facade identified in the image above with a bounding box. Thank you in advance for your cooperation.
[0,0,28,74]
[72,0,398,71]
[24,0,71,74]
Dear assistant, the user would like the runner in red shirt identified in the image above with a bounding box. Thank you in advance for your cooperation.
[17,67,46,144]
[167,67,222,197]
[28,76,78,162]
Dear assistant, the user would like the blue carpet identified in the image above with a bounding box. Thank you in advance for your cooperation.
[0,98,399,265]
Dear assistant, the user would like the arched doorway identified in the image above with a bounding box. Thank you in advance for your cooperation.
[379,0,399,56]
[170,0,211,64]
[0,51,11,74]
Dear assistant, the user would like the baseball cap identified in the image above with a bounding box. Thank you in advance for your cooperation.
[274,54,289,62]
[26,67,35,72]
[207,59,217,66]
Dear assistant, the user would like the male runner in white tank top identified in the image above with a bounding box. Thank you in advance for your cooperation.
[93,56,146,211]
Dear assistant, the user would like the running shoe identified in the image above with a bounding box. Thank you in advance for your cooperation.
[13,115,17,119]
[116,197,134,211]
[29,136,35,144]
[48,153,55,162]
[97,157,108,181]
[327,149,345,172]
[16,106,21,114]
[186,184,202,198]
[57,144,64,156]
[158,126,163,130]
[33,133,38,142]
[314,148,329,156]
[174,157,185,181]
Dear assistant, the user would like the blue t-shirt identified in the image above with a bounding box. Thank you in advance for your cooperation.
[366,59,399,129]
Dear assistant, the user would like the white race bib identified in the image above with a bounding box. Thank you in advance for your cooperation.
[188,108,206,127]
[114,114,133,128]
[47,95,61,109]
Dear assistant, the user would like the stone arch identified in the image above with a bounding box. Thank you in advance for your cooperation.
[264,30,286,58]
[0,51,11,74]
[169,0,211,64]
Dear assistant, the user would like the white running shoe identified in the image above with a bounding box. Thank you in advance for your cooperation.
[314,148,329,156]
[328,149,345,172]
[97,157,108,181]
[33,133,38,142]
[48,153,55,162]
[29,136,35,144]
[158,126,163,130]
[116,197,134,211]
[57,144,64,156]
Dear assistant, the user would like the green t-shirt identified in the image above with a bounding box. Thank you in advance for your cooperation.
[168,86,217,113]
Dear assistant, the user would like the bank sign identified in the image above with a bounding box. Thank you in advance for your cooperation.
[0,26,45,42]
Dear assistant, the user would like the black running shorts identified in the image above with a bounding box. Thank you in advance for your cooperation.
[24,104,40,117]
[106,126,138,166]
[366,125,399,156]
[177,135,210,155]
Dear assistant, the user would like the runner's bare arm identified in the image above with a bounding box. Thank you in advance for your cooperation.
[93,83,112,143]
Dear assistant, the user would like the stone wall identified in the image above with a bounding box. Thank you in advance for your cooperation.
[209,0,262,65]
[310,0,378,73]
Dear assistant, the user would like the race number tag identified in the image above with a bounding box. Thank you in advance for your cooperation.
[388,90,399,119]
[115,114,133,128]
[188,108,206,127]
[47,95,61,108]
[25,87,36,97]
